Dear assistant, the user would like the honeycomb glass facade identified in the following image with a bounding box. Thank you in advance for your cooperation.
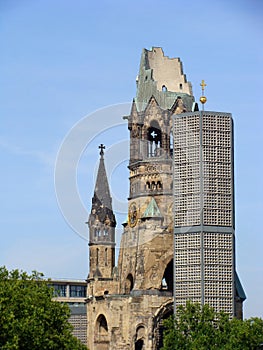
[173,111,235,315]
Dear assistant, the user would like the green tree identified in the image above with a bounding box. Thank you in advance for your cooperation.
[162,301,263,350]
[0,266,87,349]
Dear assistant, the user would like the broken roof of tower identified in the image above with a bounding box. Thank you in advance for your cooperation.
[135,47,196,112]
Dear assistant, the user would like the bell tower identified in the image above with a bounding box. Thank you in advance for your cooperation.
[118,47,196,293]
[87,144,116,282]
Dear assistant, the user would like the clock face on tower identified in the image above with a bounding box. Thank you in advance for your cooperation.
[128,202,138,227]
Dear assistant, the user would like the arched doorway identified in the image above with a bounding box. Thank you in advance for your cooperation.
[153,303,173,350]
[134,325,145,350]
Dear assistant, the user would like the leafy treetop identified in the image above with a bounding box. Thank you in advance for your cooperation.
[162,301,263,350]
[0,266,87,350]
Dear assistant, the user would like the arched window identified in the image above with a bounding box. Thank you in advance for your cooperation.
[124,274,134,294]
[153,304,173,350]
[95,227,100,236]
[95,314,109,344]
[157,181,162,190]
[161,259,173,293]
[147,120,162,157]
[162,85,167,92]
[97,314,108,333]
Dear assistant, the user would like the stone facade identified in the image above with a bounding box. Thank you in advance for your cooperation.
[85,48,245,350]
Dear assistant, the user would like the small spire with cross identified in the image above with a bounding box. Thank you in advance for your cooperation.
[199,80,207,110]
[99,143,105,157]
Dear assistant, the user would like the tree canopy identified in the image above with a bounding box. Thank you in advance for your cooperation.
[0,266,87,349]
[162,301,263,350]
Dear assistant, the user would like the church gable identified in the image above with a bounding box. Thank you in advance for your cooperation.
[142,197,163,219]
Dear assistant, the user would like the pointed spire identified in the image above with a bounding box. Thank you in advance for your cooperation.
[94,144,112,211]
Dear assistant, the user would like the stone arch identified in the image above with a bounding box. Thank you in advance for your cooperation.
[96,314,108,334]
[134,324,146,350]
[161,259,173,293]
[95,314,109,349]
[124,273,134,294]
[144,103,165,128]
[153,302,173,350]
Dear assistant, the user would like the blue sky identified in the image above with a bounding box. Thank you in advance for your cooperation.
[0,0,262,318]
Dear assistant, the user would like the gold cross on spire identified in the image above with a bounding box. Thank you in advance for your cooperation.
[199,80,207,109]
[200,79,207,94]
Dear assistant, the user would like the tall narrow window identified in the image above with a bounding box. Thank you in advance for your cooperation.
[105,248,108,266]
[124,274,134,294]
[96,248,99,266]
[95,314,109,343]
[170,130,173,157]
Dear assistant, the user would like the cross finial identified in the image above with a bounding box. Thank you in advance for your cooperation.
[199,80,207,110]
[99,144,105,157]
[200,80,207,94]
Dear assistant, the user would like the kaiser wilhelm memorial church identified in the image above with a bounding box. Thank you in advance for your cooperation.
[53,47,246,350]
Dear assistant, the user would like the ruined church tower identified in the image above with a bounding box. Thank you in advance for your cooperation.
[118,47,196,296]
[86,48,245,350]
[87,47,197,350]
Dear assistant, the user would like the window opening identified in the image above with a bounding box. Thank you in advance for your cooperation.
[170,131,173,157]
[124,274,134,294]
[135,339,144,350]
[147,122,162,157]
[161,259,173,293]
[105,248,108,266]
[96,248,99,266]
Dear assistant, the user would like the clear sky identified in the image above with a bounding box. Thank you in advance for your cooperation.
[0,0,262,318]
